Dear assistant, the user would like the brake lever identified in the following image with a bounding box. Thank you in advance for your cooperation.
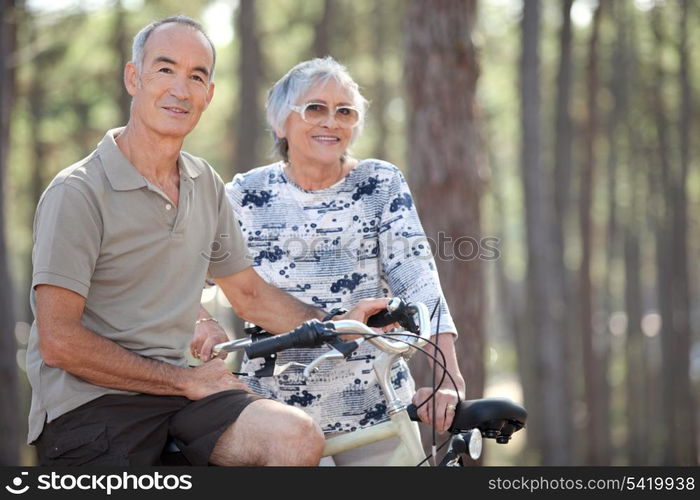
[273,361,308,376]
[303,338,365,378]
[211,337,252,357]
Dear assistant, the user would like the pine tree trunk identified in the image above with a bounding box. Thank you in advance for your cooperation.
[670,0,696,464]
[313,0,335,58]
[404,0,484,405]
[113,0,130,127]
[519,0,571,465]
[551,0,576,461]
[229,0,264,338]
[624,173,647,465]
[371,0,389,160]
[0,0,19,466]
[649,5,682,464]
[578,2,606,465]
[234,0,262,176]
[611,0,647,465]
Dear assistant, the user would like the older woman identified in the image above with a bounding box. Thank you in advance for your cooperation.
[224,57,465,464]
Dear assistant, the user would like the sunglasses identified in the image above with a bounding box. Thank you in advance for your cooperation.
[289,102,360,128]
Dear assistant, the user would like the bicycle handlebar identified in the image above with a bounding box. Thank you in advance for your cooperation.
[243,319,331,359]
[211,298,431,360]
[407,399,527,442]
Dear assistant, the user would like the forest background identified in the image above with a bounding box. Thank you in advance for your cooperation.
[0,0,697,466]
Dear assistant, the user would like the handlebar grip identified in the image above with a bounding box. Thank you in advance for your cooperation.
[367,299,421,334]
[243,321,326,359]
[367,309,402,329]
[407,403,421,422]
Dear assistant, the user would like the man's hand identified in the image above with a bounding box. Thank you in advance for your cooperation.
[412,387,461,434]
[190,316,228,362]
[185,359,252,400]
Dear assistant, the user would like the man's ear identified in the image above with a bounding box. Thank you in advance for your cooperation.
[274,126,286,140]
[124,62,138,97]
[204,81,215,108]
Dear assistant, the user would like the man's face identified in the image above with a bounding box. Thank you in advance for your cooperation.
[125,23,215,140]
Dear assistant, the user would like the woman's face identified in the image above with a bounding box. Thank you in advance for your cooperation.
[280,79,356,168]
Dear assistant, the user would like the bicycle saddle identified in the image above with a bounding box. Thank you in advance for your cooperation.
[450,398,527,443]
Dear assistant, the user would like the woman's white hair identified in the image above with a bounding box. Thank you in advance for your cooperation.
[266,56,368,161]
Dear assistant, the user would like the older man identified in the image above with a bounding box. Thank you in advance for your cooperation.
[27,15,387,466]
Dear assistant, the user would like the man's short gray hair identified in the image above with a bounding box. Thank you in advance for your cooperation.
[132,15,216,80]
[266,57,368,161]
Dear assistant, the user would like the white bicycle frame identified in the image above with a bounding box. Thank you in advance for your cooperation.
[320,306,432,465]
[214,301,440,466]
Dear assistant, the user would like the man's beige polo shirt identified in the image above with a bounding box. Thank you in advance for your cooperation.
[26,128,251,443]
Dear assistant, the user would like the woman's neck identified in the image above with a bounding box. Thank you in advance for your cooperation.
[285,156,357,190]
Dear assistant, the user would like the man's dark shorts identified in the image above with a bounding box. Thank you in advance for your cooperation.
[34,390,265,466]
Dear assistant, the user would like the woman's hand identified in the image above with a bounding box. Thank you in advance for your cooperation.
[337,297,391,323]
[412,387,461,434]
[334,298,397,340]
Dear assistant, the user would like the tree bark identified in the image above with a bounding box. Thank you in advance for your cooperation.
[624,170,647,465]
[608,0,647,466]
[113,0,130,127]
[371,0,389,160]
[519,0,571,465]
[487,123,534,461]
[670,0,696,465]
[650,3,687,465]
[578,2,606,465]
[313,0,335,58]
[551,0,576,461]
[26,17,48,324]
[0,0,19,466]
[404,0,484,427]
[234,0,262,176]
[228,0,264,338]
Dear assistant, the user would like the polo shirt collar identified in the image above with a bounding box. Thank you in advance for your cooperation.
[99,127,204,191]
[178,152,205,179]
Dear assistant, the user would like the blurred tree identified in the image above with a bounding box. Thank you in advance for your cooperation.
[519,0,571,465]
[624,162,646,466]
[607,0,648,466]
[24,14,73,322]
[649,4,676,465]
[669,0,696,465]
[370,0,389,160]
[234,0,263,176]
[602,0,625,465]
[228,0,264,337]
[0,0,20,465]
[404,0,484,452]
[578,1,605,465]
[313,0,335,58]
[112,0,131,126]
[551,0,575,462]
[649,2,696,465]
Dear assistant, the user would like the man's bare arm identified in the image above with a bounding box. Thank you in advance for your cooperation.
[36,284,248,400]
[214,267,389,334]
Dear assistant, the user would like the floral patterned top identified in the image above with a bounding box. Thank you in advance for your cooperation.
[225,159,456,433]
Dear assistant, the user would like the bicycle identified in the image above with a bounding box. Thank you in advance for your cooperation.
[211,298,527,466]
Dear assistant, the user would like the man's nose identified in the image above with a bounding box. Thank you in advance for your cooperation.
[169,75,190,100]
